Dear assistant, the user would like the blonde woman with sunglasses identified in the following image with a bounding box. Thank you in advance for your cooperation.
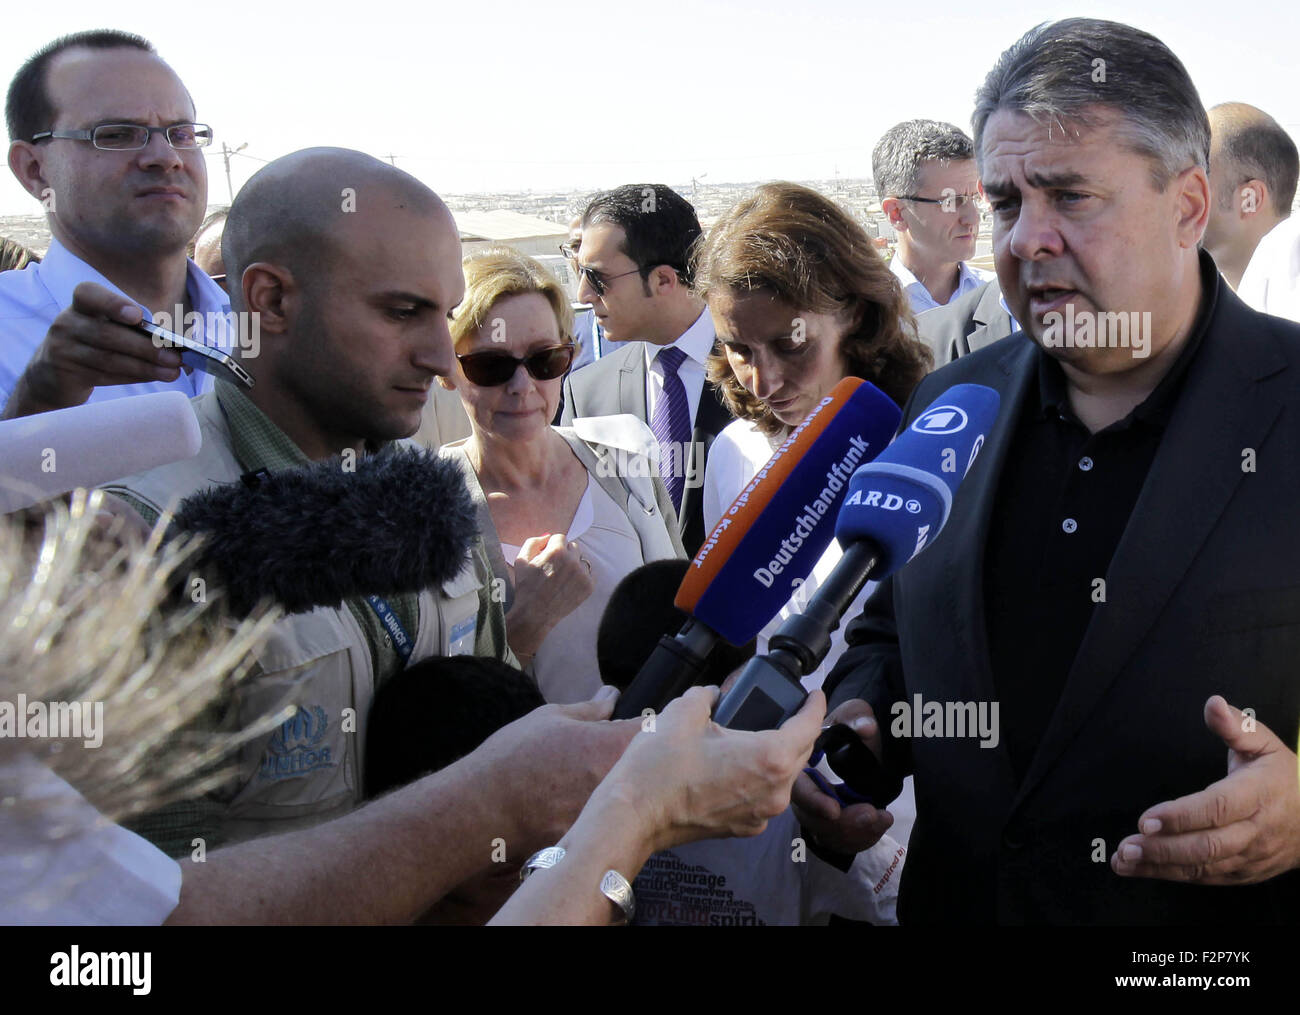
[439,247,684,702]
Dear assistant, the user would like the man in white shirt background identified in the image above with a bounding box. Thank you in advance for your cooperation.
[874,119,992,314]
[1,30,227,419]
[560,183,730,556]
[1201,101,1298,292]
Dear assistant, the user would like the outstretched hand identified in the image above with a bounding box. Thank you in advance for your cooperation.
[1111,695,1300,885]
[597,685,828,855]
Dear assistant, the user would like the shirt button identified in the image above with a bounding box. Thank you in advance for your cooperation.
[1062,518,1078,534]
[1078,456,1094,471]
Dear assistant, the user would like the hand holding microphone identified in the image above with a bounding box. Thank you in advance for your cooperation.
[794,702,897,855]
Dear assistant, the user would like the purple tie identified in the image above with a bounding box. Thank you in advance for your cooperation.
[650,345,691,512]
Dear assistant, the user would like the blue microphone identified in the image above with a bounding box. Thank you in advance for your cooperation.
[835,382,1001,580]
[714,383,1000,733]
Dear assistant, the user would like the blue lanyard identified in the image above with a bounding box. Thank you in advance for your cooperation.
[364,594,413,664]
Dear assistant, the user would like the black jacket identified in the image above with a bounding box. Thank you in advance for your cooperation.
[827,267,1300,924]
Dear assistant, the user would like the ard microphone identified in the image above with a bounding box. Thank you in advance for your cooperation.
[171,446,479,617]
[0,392,202,514]
[714,383,1001,731]
[612,378,901,720]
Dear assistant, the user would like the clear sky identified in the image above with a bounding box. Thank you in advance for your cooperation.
[2,0,1299,215]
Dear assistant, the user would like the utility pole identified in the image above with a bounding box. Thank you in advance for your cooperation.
[382,154,398,166]
[221,142,247,204]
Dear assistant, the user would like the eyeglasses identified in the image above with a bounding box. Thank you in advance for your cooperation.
[31,123,214,151]
[559,241,579,260]
[896,193,987,212]
[457,344,577,387]
[577,264,641,296]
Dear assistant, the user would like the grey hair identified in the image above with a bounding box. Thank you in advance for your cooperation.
[972,18,1210,191]
[872,120,974,198]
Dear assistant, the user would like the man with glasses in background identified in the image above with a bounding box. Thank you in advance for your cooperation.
[874,119,993,314]
[560,183,729,556]
[1,30,228,419]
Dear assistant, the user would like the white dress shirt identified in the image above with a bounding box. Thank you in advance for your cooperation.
[0,237,230,411]
[890,254,992,314]
[1237,215,1300,323]
[644,307,715,427]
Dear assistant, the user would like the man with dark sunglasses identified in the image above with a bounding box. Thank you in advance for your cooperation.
[1,30,231,420]
[560,184,731,556]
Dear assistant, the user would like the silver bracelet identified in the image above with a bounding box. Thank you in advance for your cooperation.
[600,869,635,925]
[520,845,566,881]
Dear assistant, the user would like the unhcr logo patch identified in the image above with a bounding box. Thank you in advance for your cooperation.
[258,705,335,781]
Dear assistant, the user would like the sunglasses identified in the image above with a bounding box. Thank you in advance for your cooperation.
[457,344,577,387]
[578,264,641,296]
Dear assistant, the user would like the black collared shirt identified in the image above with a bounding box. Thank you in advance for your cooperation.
[983,257,1219,780]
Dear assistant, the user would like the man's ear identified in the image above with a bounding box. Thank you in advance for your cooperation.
[436,372,458,392]
[1176,166,1212,251]
[880,196,907,231]
[8,141,52,204]
[647,264,681,297]
[241,262,295,335]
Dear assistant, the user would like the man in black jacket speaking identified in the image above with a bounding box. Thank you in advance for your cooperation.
[819,17,1300,924]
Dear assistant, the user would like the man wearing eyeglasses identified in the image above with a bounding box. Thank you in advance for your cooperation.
[560,184,729,557]
[0,30,226,420]
[874,119,993,314]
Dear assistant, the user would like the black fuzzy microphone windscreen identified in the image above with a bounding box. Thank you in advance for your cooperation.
[172,447,479,617]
